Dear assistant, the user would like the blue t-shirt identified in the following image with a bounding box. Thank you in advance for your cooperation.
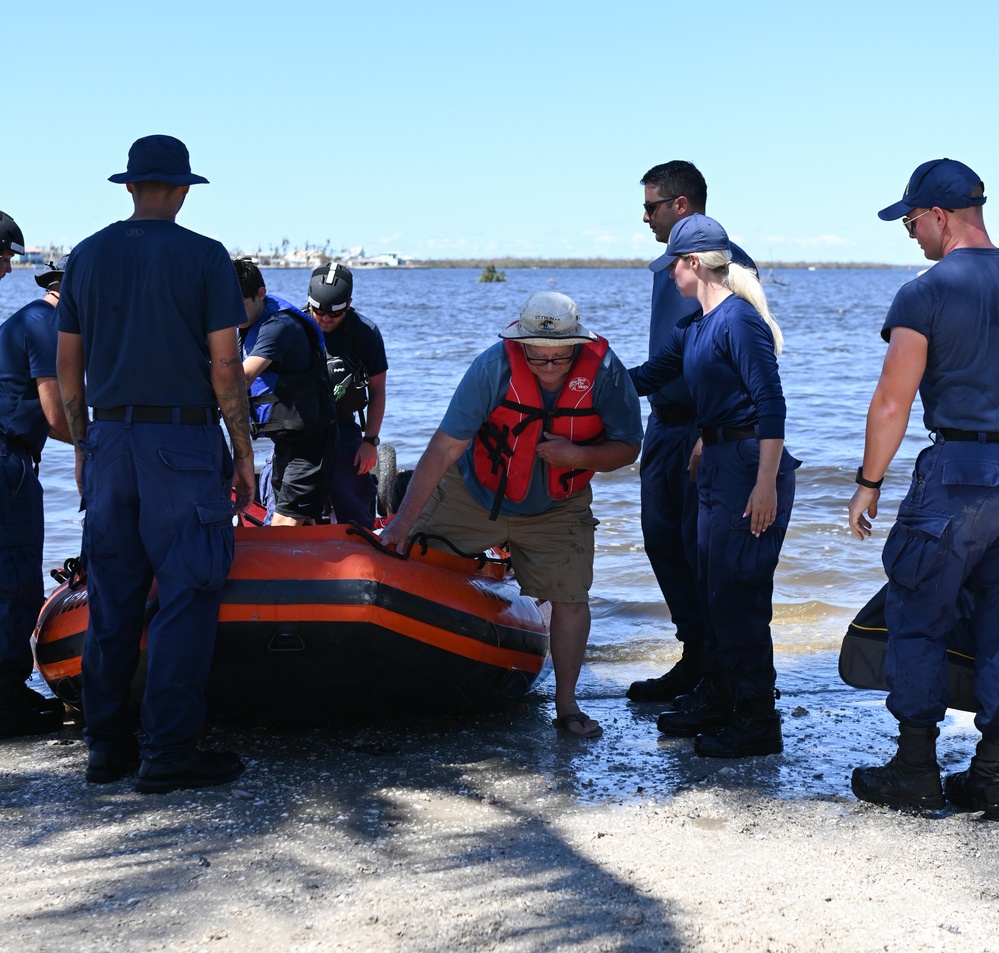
[647,241,756,409]
[241,295,322,425]
[322,308,389,378]
[632,294,786,440]
[57,220,245,408]
[0,298,58,453]
[881,248,999,431]
[440,340,644,516]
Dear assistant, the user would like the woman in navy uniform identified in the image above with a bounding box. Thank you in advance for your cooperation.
[631,214,798,758]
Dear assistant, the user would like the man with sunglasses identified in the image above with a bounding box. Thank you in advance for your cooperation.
[627,161,756,709]
[380,292,643,739]
[849,158,999,818]
[306,263,388,528]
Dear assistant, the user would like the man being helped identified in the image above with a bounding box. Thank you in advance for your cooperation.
[381,292,643,738]
[627,161,756,706]
[234,258,337,526]
[0,257,73,738]
[307,263,387,528]
[57,135,255,793]
[0,211,25,281]
[849,159,999,818]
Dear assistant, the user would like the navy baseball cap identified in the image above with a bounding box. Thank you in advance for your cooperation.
[658,214,731,268]
[108,135,209,186]
[878,158,986,221]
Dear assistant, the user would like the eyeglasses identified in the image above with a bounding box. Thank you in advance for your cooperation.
[644,196,678,216]
[524,353,575,367]
[313,306,347,319]
[901,209,933,236]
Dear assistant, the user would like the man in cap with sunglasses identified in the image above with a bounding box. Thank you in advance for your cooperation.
[849,158,999,818]
[57,135,255,792]
[0,257,73,738]
[306,263,388,528]
[380,292,643,738]
[627,162,756,707]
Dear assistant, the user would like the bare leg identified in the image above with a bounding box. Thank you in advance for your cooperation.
[550,601,599,736]
[270,513,306,527]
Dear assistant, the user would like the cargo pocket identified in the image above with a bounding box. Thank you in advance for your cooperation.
[723,518,785,587]
[190,499,236,592]
[881,511,951,592]
[941,458,999,488]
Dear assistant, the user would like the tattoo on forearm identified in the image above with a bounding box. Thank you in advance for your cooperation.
[64,397,89,446]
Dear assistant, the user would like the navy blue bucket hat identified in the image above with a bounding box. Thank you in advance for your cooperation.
[878,158,986,221]
[659,214,731,268]
[108,135,209,186]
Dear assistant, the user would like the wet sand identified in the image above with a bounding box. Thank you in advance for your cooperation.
[2,651,997,952]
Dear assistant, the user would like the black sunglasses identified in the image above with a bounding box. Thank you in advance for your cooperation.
[644,196,678,216]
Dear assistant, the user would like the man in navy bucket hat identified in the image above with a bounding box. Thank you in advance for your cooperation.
[850,158,999,818]
[57,135,254,793]
[107,135,210,186]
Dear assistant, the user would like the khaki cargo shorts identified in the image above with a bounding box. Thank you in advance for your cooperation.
[410,465,598,603]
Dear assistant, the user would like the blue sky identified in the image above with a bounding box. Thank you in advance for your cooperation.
[7,0,999,264]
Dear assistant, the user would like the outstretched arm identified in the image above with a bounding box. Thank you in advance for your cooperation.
[848,327,925,540]
[379,428,470,550]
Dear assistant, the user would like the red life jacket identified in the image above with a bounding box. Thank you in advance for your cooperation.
[474,338,609,519]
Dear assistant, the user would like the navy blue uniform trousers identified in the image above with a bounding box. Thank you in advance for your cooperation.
[884,438,999,739]
[697,438,797,703]
[79,420,234,761]
[639,415,709,653]
[327,418,376,528]
[0,445,44,694]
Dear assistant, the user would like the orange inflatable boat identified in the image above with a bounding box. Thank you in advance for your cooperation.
[32,523,552,723]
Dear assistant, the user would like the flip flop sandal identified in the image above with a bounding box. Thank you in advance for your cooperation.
[552,711,603,739]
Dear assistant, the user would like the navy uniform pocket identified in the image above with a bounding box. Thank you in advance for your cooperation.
[723,516,786,587]
[881,511,951,592]
[191,499,236,591]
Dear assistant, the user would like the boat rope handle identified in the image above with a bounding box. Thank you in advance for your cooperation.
[345,523,409,559]
[406,532,512,570]
[50,555,86,591]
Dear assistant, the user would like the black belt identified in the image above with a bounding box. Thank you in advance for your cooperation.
[938,428,999,443]
[93,405,220,425]
[651,403,696,426]
[700,426,757,446]
[0,432,33,455]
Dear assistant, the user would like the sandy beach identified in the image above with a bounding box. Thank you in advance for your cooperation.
[2,651,997,953]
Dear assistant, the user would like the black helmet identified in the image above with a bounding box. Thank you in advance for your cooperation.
[308,263,353,312]
[0,211,25,256]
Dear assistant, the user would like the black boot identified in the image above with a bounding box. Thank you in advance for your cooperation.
[852,724,944,811]
[944,737,999,820]
[0,682,65,740]
[656,676,732,737]
[695,692,783,758]
[628,649,701,703]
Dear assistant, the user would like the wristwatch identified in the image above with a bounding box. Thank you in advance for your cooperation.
[362,435,380,447]
[855,467,883,489]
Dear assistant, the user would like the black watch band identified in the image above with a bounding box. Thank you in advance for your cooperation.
[855,467,883,489]
[362,435,380,447]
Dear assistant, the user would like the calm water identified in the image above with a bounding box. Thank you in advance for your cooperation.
[1,264,928,673]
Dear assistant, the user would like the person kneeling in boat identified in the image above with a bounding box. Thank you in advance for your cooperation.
[233,258,338,525]
[379,292,643,739]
